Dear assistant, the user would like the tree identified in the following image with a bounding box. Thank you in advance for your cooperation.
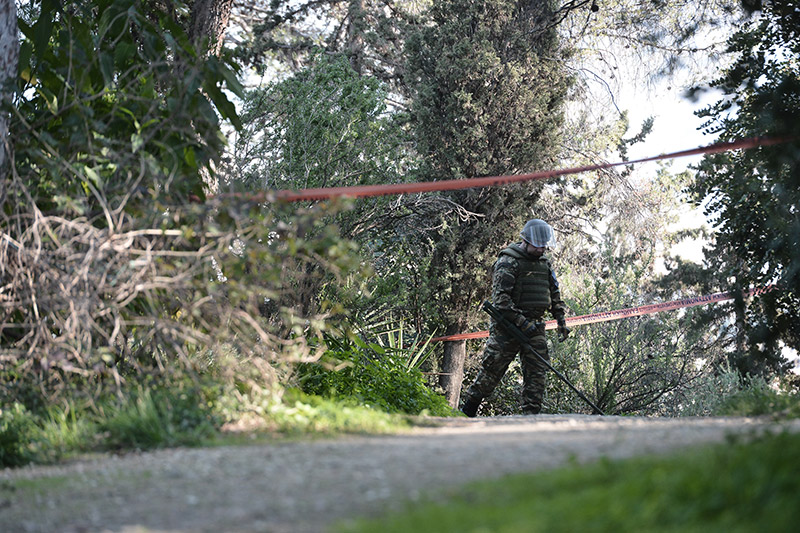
[234,0,420,91]
[404,0,571,407]
[686,0,800,377]
[188,0,234,56]
[224,51,412,316]
[547,234,713,415]
[0,0,16,174]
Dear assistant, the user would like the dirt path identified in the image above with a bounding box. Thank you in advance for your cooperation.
[2,414,798,533]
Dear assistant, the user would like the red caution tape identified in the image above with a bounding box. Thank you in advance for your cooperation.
[431,287,773,342]
[207,137,788,203]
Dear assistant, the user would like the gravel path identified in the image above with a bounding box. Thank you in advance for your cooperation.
[2,414,798,533]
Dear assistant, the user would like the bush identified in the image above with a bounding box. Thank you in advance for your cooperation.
[674,365,744,416]
[296,334,455,417]
[0,403,37,468]
[717,375,800,417]
[678,366,800,418]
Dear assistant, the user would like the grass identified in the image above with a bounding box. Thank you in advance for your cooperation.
[215,389,419,445]
[337,429,800,533]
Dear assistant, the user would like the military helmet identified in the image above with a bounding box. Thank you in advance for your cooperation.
[520,219,557,248]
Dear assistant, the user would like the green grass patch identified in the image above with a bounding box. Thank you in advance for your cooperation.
[338,430,800,533]
[0,382,222,467]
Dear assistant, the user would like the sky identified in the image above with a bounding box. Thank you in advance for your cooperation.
[622,85,724,264]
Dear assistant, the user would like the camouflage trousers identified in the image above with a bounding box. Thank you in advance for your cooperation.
[462,322,549,415]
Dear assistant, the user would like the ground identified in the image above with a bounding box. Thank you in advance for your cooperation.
[2,414,797,533]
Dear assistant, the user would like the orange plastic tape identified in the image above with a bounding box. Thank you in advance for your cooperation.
[207,137,787,203]
[431,287,773,342]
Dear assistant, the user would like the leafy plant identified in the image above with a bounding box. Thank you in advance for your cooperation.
[365,319,436,371]
[716,374,800,417]
[2,2,374,413]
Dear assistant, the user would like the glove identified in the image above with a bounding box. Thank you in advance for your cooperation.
[557,318,571,342]
[521,320,540,339]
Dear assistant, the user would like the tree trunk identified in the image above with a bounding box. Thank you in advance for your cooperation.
[439,322,468,408]
[0,0,18,176]
[189,0,234,56]
[346,0,365,75]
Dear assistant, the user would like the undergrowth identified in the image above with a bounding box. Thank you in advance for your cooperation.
[0,379,435,468]
[295,332,455,417]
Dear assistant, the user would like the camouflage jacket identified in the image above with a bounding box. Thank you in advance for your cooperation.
[491,242,566,327]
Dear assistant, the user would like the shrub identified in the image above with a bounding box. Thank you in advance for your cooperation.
[677,365,800,417]
[296,334,454,417]
[0,403,37,468]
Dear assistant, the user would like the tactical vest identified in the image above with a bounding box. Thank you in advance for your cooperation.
[499,245,552,311]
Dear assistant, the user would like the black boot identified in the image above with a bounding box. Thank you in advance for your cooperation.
[460,397,481,418]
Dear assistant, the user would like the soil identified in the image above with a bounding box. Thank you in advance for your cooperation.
[2,414,798,533]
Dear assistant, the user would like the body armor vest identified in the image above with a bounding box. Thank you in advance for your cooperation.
[499,245,552,311]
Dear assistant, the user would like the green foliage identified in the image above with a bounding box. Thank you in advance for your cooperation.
[226,51,413,319]
[13,0,241,209]
[0,374,421,468]
[3,0,273,403]
[359,319,437,371]
[540,213,713,415]
[2,3,372,407]
[687,0,800,376]
[716,374,800,417]
[674,364,746,416]
[406,0,570,180]
[0,380,221,467]
[295,331,455,417]
[548,251,707,415]
[1,2,386,451]
[674,364,800,417]
[235,0,417,95]
[339,430,800,532]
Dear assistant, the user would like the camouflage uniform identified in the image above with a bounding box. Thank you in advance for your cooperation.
[462,242,567,415]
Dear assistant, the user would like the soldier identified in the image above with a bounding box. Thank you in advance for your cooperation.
[460,219,570,417]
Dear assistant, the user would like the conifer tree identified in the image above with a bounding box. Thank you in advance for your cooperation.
[687,0,800,377]
[405,0,571,406]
